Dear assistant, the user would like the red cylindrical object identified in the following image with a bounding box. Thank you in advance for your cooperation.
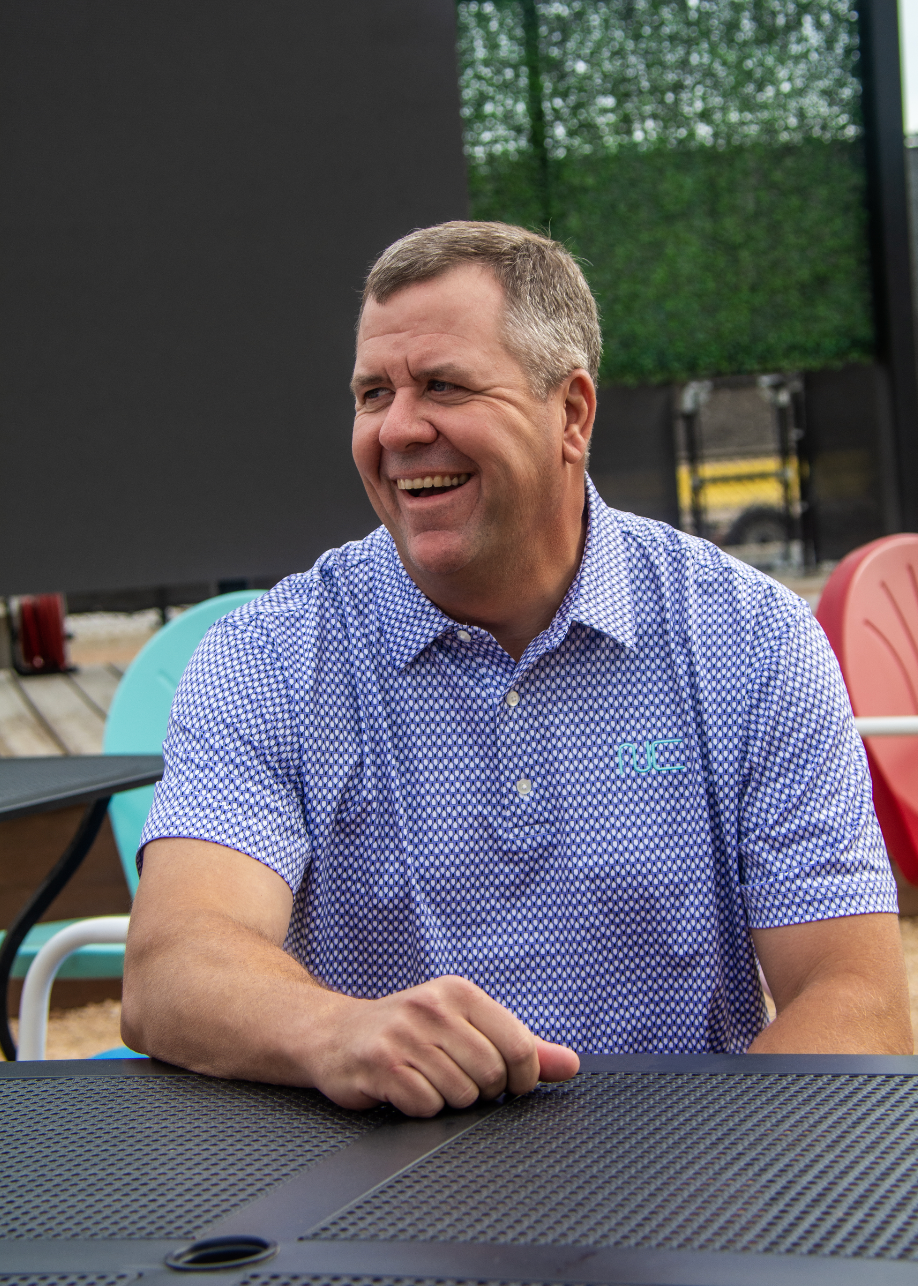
[15,594,67,673]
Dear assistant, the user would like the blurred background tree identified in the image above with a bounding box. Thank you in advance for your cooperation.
[456,0,876,385]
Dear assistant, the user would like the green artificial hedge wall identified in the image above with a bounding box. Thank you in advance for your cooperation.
[456,0,876,385]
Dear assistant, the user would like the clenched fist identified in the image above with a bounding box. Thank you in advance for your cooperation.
[305,974,580,1116]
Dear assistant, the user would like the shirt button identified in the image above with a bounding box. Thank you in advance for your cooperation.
[505,690,520,707]
[457,629,471,642]
[516,778,532,796]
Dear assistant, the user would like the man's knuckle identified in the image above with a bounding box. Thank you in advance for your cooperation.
[387,1068,443,1118]
[477,1064,507,1096]
[435,975,472,1001]
[363,1035,401,1075]
[450,1083,481,1110]
[504,1031,536,1066]
[402,992,441,1023]
[403,989,457,1029]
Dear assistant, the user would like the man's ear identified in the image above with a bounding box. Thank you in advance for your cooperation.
[561,370,596,464]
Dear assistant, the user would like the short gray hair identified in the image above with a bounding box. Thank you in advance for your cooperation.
[361,221,601,399]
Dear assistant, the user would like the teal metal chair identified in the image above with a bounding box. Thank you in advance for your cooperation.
[103,590,263,889]
[8,591,261,1055]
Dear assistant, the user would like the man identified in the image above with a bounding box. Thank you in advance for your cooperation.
[123,222,911,1115]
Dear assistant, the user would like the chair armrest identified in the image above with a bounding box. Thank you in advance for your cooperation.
[17,916,130,1060]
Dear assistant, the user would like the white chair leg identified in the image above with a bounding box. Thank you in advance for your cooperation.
[17,916,130,1061]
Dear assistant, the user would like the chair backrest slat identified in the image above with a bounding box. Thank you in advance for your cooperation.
[103,591,262,894]
[816,534,918,884]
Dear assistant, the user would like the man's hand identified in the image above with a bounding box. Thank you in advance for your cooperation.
[123,838,579,1115]
[749,913,912,1054]
[304,976,578,1114]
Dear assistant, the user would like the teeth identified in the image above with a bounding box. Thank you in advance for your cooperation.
[396,473,470,491]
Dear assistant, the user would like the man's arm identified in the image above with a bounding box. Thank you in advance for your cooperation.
[749,913,912,1053]
[122,838,579,1115]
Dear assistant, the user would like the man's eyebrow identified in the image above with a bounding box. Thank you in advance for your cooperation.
[350,364,476,397]
[414,364,475,386]
[350,372,385,396]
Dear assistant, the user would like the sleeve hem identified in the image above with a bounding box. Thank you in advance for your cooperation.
[742,878,898,929]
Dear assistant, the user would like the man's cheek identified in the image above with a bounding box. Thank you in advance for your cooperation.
[351,427,379,476]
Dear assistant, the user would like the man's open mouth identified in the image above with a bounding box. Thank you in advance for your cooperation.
[396,472,471,498]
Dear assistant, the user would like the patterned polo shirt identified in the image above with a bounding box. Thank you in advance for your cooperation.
[141,477,896,1054]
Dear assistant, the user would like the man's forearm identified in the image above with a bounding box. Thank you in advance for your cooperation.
[747,973,913,1054]
[122,909,340,1085]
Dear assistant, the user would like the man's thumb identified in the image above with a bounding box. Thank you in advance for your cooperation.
[534,1036,580,1083]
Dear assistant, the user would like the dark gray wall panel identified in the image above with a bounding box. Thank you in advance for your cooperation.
[803,363,899,561]
[589,384,679,527]
[858,0,918,532]
[0,0,468,594]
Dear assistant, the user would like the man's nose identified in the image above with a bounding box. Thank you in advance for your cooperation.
[378,390,438,451]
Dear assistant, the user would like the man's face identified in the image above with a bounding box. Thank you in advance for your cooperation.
[352,264,586,583]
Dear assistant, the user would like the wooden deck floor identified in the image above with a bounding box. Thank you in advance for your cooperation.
[0,665,122,757]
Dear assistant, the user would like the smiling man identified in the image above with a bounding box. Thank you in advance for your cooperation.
[123,222,911,1111]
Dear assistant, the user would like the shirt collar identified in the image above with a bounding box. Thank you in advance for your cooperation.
[373,534,458,670]
[373,474,635,670]
[569,475,635,648]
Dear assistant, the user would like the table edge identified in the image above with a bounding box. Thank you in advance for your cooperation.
[4,1051,918,1079]
[0,754,164,820]
[3,1235,917,1285]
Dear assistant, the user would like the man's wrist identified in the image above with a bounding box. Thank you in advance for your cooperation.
[275,983,367,1089]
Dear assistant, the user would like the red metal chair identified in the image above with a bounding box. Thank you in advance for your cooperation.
[816,534,918,884]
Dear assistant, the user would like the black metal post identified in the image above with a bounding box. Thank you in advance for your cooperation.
[520,0,551,229]
[858,0,918,532]
[0,796,111,1061]
[791,379,816,568]
[773,385,795,565]
[680,386,707,539]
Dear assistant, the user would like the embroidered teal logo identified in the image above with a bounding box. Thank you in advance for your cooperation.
[617,739,686,775]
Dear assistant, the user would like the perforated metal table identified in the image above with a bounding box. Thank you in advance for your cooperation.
[0,755,164,1060]
[3,1053,918,1283]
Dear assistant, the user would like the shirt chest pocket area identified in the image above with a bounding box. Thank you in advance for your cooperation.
[599,751,716,960]
[331,756,378,836]
[594,850,717,962]
[323,759,408,899]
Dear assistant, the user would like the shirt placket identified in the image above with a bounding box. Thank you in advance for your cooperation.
[448,623,553,835]
[500,680,528,814]
[497,664,550,831]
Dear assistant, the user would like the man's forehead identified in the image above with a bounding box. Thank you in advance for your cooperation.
[351,267,518,393]
[350,356,478,393]
[354,305,507,391]
[350,331,490,394]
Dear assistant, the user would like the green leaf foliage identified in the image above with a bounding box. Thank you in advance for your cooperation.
[457,0,876,384]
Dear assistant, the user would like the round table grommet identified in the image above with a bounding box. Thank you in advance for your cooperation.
[165,1234,278,1271]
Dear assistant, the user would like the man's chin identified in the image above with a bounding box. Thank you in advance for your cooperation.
[398,532,477,581]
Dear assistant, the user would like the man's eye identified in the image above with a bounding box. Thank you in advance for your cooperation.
[430,380,457,393]
[364,387,390,402]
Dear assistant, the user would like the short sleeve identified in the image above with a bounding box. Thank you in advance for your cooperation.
[139,613,310,892]
[739,603,897,927]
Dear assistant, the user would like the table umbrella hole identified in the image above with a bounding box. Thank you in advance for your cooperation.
[165,1235,278,1270]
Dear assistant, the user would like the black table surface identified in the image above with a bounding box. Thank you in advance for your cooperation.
[3,1053,918,1284]
[0,753,164,821]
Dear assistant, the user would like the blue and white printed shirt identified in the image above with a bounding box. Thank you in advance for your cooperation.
[141,477,896,1054]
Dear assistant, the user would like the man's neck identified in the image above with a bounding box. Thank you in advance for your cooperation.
[408,506,589,664]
